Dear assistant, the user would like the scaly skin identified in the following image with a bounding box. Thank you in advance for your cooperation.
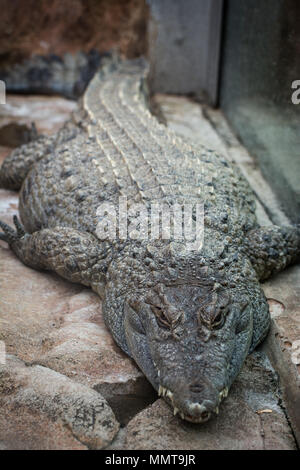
[1,58,299,423]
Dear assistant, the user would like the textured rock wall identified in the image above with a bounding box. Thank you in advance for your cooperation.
[0,0,148,65]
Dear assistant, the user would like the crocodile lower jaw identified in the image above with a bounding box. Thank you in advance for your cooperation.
[180,412,211,424]
[158,384,228,422]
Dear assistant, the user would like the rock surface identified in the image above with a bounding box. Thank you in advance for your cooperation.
[0,245,143,389]
[264,269,300,443]
[117,353,296,450]
[0,355,119,450]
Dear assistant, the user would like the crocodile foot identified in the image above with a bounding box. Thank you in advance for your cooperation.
[0,215,26,245]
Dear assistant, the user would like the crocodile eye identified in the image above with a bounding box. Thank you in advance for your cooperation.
[212,312,223,327]
[211,308,228,329]
[150,305,171,330]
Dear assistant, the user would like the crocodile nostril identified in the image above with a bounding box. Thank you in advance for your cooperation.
[189,383,204,394]
[200,410,210,421]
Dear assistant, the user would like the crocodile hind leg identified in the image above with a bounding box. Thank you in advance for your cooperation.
[0,134,57,190]
[0,216,110,297]
[244,225,300,281]
[0,119,81,190]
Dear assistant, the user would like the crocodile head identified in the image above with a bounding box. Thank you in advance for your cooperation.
[124,281,255,423]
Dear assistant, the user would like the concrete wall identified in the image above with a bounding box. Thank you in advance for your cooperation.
[147,0,223,105]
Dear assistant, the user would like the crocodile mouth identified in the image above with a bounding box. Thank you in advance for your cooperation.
[158,384,229,423]
[181,411,211,424]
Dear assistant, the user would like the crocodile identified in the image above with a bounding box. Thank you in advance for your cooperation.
[0,58,299,424]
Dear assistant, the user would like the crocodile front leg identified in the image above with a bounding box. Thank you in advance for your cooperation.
[244,225,300,281]
[0,217,110,296]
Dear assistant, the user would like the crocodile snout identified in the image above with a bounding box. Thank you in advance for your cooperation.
[184,402,213,423]
[158,377,226,423]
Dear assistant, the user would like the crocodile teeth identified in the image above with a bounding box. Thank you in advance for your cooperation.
[180,412,185,420]
[219,387,229,401]
[158,385,168,397]
[215,406,219,415]
[166,390,173,400]
[173,407,179,416]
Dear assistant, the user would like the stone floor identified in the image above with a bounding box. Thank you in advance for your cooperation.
[0,94,299,450]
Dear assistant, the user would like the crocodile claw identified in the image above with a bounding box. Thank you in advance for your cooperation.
[0,215,26,245]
